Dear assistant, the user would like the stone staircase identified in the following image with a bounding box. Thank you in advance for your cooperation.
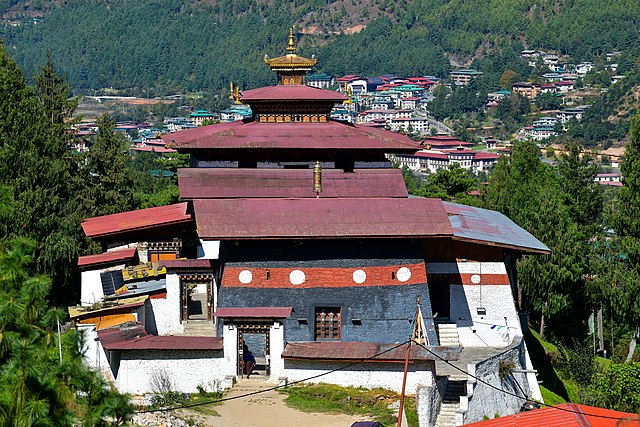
[182,319,215,336]
[436,322,461,347]
[434,379,466,427]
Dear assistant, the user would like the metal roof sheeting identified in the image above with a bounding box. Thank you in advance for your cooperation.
[98,323,223,351]
[82,203,192,238]
[464,403,640,427]
[215,307,293,318]
[443,202,550,254]
[241,85,347,102]
[163,120,420,152]
[281,342,461,362]
[77,247,138,267]
[193,197,452,240]
[178,168,408,199]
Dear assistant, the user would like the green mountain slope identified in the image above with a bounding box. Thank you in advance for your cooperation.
[1,0,639,92]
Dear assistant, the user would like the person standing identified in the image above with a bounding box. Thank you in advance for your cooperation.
[243,346,256,378]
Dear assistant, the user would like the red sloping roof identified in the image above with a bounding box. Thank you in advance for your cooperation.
[82,203,191,238]
[192,197,453,239]
[240,85,347,102]
[415,151,449,160]
[474,152,500,160]
[131,146,176,153]
[163,120,420,152]
[77,247,137,267]
[464,403,640,427]
[215,307,293,318]
[178,168,408,199]
[98,323,223,351]
[281,342,461,362]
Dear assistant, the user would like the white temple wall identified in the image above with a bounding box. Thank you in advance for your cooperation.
[80,270,104,306]
[148,273,183,335]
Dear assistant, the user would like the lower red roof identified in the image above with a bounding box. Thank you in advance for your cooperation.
[215,307,293,318]
[82,203,192,239]
[192,197,452,239]
[464,403,640,427]
[77,247,138,267]
[98,323,223,351]
[178,168,408,199]
[281,342,461,362]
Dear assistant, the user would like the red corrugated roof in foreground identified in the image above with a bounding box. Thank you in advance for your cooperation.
[240,85,347,102]
[282,342,461,362]
[98,323,223,351]
[215,307,293,318]
[464,403,640,427]
[178,168,408,199]
[82,203,191,238]
[163,120,420,152]
[77,247,137,267]
[192,197,452,239]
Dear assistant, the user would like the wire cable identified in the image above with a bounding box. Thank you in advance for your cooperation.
[415,341,640,422]
[138,340,411,414]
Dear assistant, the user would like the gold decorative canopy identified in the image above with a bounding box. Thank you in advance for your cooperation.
[264,28,317,85]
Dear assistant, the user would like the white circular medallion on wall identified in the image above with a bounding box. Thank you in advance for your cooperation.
[396,267,411,282]
[353,269,367,284]
[471,274,481,284]
[289,270,306,285]
[238,270,253,284]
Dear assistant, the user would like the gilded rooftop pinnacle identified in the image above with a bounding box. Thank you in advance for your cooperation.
[287,27,296,52]
[264,28,317,85]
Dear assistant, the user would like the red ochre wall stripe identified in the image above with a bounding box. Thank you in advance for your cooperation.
[223,264,427,288]
[439,273,510,286]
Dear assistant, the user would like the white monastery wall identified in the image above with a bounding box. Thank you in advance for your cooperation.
[416,376,446,427]
[222,324,239,377]
[281,360,435,393]
[80,270,104,306]
[198,240,220,259]
[268,322,286,381]
[147,273,182,335]
[427,262,522,347]
[77,324,116,384]
[114,350,227,394]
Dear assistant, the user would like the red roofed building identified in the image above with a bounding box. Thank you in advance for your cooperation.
[77,31,549,425]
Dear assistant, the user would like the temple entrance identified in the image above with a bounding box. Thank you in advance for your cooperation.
[180,275,215,321]
[428,274,451,320]
[236,323,271,378]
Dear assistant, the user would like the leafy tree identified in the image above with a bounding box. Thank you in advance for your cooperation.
[535,92,562,111]
[484,141,586,338]
[608,113,640,358]
[585,362,640,413]
[556,141,602,230]
[86,115,136,217]
[499,69,518,89]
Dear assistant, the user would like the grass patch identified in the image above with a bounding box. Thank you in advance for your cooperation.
[540,386,565,405]
[280,383,418,427]
[183,392,223,417]
[524,326,570,401]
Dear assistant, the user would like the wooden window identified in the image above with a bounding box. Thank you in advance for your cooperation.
[315,307,342,341]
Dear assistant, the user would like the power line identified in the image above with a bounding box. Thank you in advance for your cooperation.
[415,341,640,423]
[138,340,410,414]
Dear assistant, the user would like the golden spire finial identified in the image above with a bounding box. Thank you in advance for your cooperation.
[287,27,296,52]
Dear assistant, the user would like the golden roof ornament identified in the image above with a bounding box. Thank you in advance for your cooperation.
[287,27,296,52]
[264,28,317,85]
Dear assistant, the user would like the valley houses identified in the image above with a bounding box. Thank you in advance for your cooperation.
[73,32,548,427]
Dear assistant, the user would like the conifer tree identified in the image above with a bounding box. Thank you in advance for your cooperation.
[86,115,136,217]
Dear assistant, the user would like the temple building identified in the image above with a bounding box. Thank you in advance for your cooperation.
[74,31,548,426]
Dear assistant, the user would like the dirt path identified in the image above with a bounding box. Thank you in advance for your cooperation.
[187,378,367,427]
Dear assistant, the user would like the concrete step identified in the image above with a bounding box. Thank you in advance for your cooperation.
[181,320,216,337]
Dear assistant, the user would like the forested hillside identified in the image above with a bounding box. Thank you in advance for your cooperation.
[1,0,639,93]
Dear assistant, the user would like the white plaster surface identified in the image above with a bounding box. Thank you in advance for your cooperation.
[77,324,115,384]
[80,270,104,306]
[115,350,227,394]
[198,240,220,259]
[269,323,286,381]
[222,324,239,376]
[281,360,435,393]
[148,273,183,335]
[451,284,522,347]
